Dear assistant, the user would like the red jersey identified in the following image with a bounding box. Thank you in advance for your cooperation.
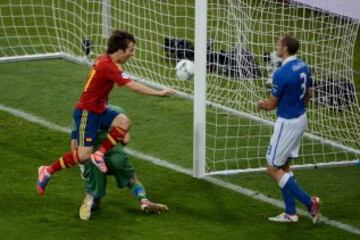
[76,55,131,113]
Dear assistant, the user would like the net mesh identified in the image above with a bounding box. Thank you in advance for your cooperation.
[0,0,359,173]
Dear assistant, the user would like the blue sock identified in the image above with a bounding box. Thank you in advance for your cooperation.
[281,188,296,215]
[128,180,147,201]
[279,173,312,209]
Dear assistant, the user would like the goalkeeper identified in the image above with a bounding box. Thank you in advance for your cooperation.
[71,105,168,220]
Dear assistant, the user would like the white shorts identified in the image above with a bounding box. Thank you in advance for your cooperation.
[266,113,307,167]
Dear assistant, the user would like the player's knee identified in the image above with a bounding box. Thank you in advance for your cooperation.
[77,148,93,161]
[122,115,132,129]
[112,114,131,130]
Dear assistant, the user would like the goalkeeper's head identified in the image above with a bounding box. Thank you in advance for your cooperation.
[107,30,136,64]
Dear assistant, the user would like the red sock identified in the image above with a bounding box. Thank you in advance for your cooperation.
[47,151,80,174]
[98,127,127,154]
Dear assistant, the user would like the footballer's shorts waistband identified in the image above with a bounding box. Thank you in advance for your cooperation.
[278,112,306,122]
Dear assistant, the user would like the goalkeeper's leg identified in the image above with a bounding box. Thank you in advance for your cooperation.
[127,176,168,214]
[79,159,107,220]
[79,193,102,221]
[79,193,94,221]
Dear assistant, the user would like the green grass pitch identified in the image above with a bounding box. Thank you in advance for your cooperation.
[0,0,360,239]
[0,60,359,239]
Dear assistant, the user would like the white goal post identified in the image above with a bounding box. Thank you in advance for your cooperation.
[0,0,359,178]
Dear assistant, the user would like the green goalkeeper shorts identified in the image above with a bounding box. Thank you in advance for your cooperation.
[81,144,135,199]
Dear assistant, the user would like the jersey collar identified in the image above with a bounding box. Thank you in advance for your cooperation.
[282,55,297,65]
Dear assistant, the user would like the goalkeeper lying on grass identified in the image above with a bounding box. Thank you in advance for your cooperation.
[71,105,168,220]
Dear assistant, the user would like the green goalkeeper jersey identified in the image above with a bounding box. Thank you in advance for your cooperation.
[81,122,135,199]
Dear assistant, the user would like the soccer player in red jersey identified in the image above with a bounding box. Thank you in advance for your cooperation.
[36,30,175,196]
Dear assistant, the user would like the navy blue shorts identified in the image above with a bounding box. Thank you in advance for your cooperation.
[72,107,123,147]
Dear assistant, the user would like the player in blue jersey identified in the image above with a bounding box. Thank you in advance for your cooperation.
[257,35,320,224]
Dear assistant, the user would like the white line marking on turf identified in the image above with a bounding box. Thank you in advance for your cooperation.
[0,103,359,235]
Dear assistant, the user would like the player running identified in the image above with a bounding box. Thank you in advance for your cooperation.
[37,30,175,196]
[257,35,320,224]
[76,106,168,220]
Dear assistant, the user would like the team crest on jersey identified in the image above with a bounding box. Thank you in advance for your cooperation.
[86,138,93,142]
[272,84,278,94]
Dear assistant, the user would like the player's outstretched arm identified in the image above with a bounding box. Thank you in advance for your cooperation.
[125,81,175,97]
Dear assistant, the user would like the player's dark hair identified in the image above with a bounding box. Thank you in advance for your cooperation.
[107,30,136,54]
[281,35,299,55]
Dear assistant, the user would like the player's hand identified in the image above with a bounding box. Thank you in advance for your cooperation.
[158,87,175,97]
[71,139,78,151]
[257,100,264,110]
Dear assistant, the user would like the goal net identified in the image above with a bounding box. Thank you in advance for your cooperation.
[0,0,359,176]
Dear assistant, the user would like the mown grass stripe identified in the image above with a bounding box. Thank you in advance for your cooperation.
[0,103,359,235]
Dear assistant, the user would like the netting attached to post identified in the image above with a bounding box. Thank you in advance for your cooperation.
[0,0,359,175]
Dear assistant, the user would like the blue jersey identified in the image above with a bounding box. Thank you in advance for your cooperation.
[271,56,312,119]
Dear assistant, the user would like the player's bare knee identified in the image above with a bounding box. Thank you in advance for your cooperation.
[77,148,93,161]
[122,116,132,130]
[112,114,132,130]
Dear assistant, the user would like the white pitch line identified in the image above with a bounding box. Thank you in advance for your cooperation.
[0,103,359,235]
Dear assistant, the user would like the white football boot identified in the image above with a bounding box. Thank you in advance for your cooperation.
[79,193,94,220]
[268,213,299,223]
[140,199,168,214]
